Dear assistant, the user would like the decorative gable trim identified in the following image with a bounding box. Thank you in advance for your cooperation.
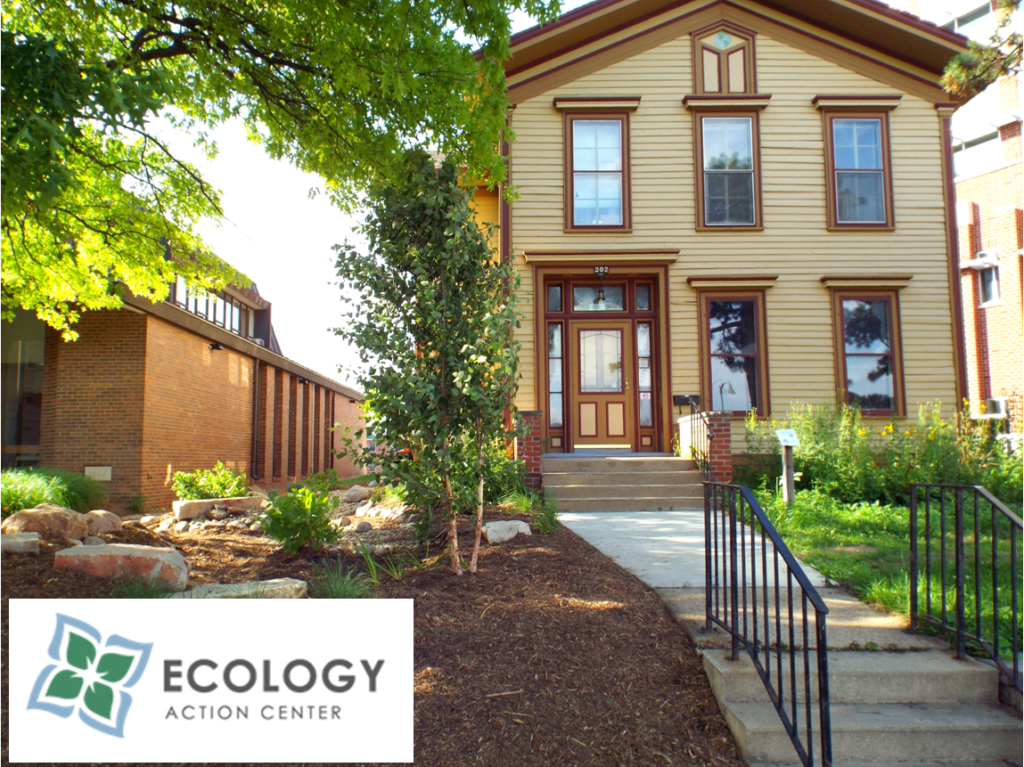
[554,96,642,110]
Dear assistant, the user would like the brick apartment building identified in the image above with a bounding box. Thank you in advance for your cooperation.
[2,280,364,509]
[894,1,1022,433]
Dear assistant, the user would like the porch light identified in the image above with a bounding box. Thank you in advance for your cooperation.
[593,265,610,304]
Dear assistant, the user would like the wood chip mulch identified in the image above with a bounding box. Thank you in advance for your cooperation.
[1,512,742,767]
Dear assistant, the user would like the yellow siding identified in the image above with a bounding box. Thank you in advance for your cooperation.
[509,30,959,441]
[471,191,500,255]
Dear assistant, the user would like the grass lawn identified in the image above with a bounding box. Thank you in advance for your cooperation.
[762,488,1021,659]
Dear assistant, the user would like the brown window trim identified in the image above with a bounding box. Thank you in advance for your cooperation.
[691,21,758,97]
[821,108,896,230]
[830,289,906,417]
[698,290,770,417]
[693,109,764,231]
[563,111,633,232]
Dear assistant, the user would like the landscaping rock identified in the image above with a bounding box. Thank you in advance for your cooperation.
[482,520,532,545]
[83,536,106,546]
[355,502,374,517]
[157,520,173,532]
[249,522,263,534]
[173,578,306,599]
[173,520,190,533]
[1,504,88,540]
[344,485,372,503]
[369,480,378,488]
[173,495,265,520]
[83,510,122,535]
[140,515,161,527]
[208,509,229,521]
[63,538,84,547]
[1,532,40,555]
[53,544,188,590]
[227,520,249,531]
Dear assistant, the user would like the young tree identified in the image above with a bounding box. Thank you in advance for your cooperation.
[2,0,559,336]
[333,150,520,575]
[941,0,1021,99]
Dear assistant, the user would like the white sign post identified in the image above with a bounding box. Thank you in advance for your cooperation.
[775,430,799,505]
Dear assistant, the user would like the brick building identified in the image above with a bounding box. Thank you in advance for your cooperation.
[2,281,364,509]
[893,2,1023,432]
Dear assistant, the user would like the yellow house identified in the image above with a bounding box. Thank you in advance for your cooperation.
[480,0,971,478]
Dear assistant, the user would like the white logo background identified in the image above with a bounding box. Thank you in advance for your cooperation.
[10,599,414,763]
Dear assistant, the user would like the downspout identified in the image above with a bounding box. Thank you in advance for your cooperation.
[250,357,261,480]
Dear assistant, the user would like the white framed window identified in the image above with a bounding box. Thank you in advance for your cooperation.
[979,266,1000,306]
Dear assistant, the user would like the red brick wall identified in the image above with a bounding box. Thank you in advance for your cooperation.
[517,411,543,489]
[140,316,254,506]
[708,412,733,483]
[39,311,147,509]
[329,392,365,478]
[956,151,1023,430]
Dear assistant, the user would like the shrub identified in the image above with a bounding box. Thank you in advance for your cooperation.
[261,487,338,554]
[483,449,527,504]
[128,495,147,514]
[171,461,248,501]
[1,467,107,516]
[36,468,107,511]
[310,559,375,599]
[500,489,560,534]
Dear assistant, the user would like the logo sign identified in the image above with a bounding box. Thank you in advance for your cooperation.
[10,600,413,763]
[775,429,800,447]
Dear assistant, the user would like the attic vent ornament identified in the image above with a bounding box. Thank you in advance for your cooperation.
[714,31,733,49]
[593,265,610,305]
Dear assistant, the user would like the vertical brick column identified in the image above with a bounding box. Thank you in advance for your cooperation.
[272,370,285,478]
[707,412,733,484]
[518,410,543,490]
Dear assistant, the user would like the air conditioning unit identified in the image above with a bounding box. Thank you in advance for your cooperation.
[251,338,265,347]
[985,397,1008,417]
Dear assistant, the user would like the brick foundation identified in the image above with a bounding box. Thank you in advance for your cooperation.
[517,410,543,489]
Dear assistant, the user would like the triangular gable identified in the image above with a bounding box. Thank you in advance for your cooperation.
[506,0,968,104]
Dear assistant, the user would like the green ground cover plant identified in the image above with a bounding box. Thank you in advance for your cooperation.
[288,469,367,494]
[1,467,106,516]
[310,559,375,599]
[171,461,248,501]
[501,490,560,535]
[260,487,338,554]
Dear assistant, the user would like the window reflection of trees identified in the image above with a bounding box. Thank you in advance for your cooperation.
[842,300,893,407]
[709,300,758,410]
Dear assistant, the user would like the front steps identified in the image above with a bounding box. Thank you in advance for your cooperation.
[703,648,1023,766]
[541,455,704,512]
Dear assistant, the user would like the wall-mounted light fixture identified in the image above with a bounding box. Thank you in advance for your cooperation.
[209,342,224,351]
[593,265,610,305]
[297,377,310,385]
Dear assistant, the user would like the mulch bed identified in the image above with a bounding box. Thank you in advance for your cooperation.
[1,511,742,767]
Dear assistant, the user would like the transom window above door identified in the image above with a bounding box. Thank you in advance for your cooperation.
[564,113,632,231]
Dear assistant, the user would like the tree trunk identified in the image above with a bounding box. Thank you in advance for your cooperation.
[443,475,462,576]
[470,421,484,573]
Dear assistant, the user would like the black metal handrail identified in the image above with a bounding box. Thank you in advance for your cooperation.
[910,483,1022,692]
[705,482,833,767]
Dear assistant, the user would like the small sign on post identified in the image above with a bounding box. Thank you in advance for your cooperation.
[775,430,799,505]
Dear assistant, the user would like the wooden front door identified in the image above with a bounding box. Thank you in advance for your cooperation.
[569,319,635,449]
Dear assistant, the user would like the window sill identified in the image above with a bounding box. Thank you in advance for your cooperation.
[826,225,895,232]
[563,227,633,234]
[979,300,1003,309]
[696,225,765,232]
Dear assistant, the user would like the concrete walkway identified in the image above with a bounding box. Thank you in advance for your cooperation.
[559,510,944,650]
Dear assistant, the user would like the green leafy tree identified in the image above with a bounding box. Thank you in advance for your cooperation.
[2,0,559,336]
[334,150,520,575]
[941,0,1022,99]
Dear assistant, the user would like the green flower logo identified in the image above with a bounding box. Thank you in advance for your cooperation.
[27,614,152,737]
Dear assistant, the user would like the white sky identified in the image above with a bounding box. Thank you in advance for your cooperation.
[152,5,587,390]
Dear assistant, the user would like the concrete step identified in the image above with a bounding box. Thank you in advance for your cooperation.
[727,700,1023,765]
[703,649,999,705]
[553,497,705,512]
[547,483,705,500]
[542,470,705,487]
[540,456,696,473]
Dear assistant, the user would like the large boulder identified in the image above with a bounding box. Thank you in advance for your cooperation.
[1,504,88,540]
[173,495,265,520]
[54,544,189,590]
[482,520,533,545]
[83,510,122,535]
[343,485,372,503]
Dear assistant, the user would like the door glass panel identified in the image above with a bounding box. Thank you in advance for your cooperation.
[549,393,563,428]
[638,364,651,390]
[637,323,651,357]
[636,285,651,311]
[573,286,625,311]
[580,330,622,392]
[548,284,563,312]
[549,358,563,394]
[639,397,653,427]
[548,324,562,358]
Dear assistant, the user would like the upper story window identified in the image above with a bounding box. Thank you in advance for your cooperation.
[979,265,1000,306]
[170,276,260,343]
[700,116,758,226]
[563,113,632,231]
[822,110,894,229]
[692,24,756,95]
